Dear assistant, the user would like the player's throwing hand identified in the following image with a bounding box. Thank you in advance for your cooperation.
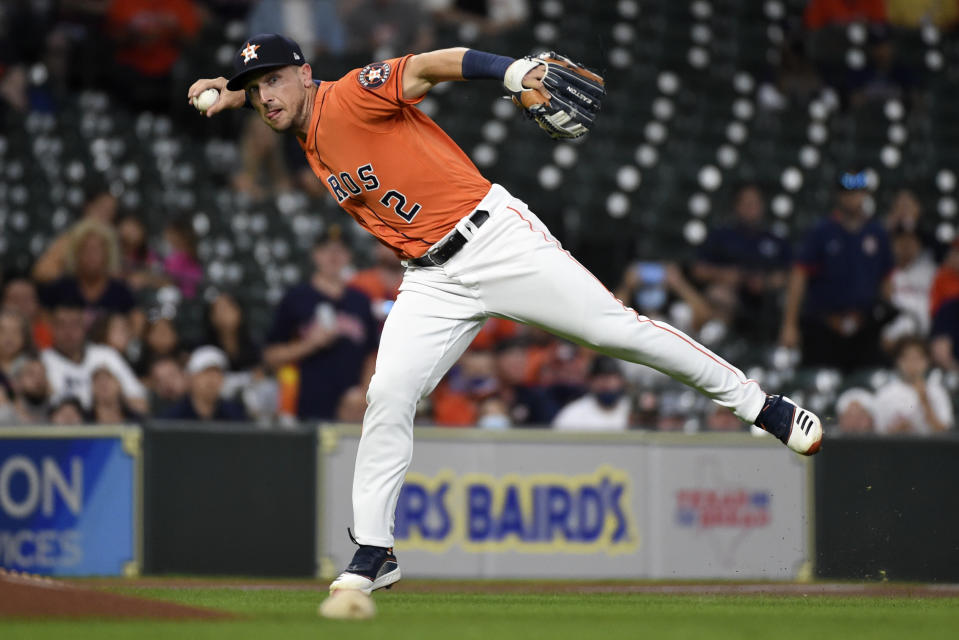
[186,77,245,117]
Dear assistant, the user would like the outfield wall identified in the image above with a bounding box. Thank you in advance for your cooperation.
[3,424,958,580]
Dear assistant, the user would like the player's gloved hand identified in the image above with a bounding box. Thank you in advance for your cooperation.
[503,52,605,140]
[186,77,245,117]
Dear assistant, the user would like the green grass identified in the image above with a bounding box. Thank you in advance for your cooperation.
[2,585,958,640]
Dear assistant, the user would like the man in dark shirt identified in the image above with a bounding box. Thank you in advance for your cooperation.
[264,226,378,420]
[692,183,792,340]
[781,171,894,370]
[161,346,247,421]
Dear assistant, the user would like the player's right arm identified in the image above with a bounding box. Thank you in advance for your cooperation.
[186,77,246,117]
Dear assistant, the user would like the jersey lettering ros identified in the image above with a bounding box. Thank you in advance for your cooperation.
[299,55,492,258]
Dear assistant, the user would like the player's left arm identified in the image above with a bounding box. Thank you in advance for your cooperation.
[401,48,543,101]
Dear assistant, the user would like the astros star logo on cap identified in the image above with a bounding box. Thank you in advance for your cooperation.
[241,42,261,64]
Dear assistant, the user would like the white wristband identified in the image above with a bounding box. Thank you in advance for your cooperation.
[503,57,544,93]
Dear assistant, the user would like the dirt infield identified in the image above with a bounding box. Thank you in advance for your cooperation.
[78,577,959,599]
[0,570,233,620]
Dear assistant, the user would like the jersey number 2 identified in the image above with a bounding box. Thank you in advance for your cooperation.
[380,190,421,223]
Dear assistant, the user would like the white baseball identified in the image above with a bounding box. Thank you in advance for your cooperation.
[192,88,219,113]
[318,589,377,620]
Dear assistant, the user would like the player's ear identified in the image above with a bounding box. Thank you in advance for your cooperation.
[300,63,313,88]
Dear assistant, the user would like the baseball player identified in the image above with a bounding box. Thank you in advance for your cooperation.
[188,34,823,594]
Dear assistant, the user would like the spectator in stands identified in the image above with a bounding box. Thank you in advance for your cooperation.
[692,184,792,341]
[246,0,347,62]
[882,222,936,345]
[803,0,888,89]
[0,309,33,385]
[930,239,959,372]
[264,225,377,421]
[48,395,86,425]
[104,0,202,112]
[136,314,185,375]
[341,0,434,58]
[874,337,953,434]
[530,337,590,411]
[116,212,158,290]
[835,387,876,433]
[425,0,529,36]
[780,171,894,371]
[847,26,920,110]
[758,36,822,111]
[476,395,512,429]
[161,346,247,421]
[233,113,296,200]
[88,366,143,424]
[42,297,148,414]
[145,354,188,416]
[0,1,39,115]
[5,355,51,424]
[886,0,959,29]
[552,356,631,432]
[804,0,886,30]
[90,312,141,366]
[884,189,922,233]
[704,405,743,432]
[203,291,269,415]
[349,243,403,323]
[617,261,732,347]
[39,220,137,323]
[1,275,52,349]
[493,337,557,426]
[204,292,260,372]
[33,188,119,284]
[0,60,27,115]
[160,217,203,299]
[430,348,499,426]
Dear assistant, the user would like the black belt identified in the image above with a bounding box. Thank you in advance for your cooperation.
[409,210,490,267]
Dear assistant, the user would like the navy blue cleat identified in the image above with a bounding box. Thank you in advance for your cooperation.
[754,394,823,456]
[329,531,401,594]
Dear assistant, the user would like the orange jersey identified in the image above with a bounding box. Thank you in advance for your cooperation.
[299,55,492,258]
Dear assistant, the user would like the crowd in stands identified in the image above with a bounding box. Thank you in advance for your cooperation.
[0,1,955,435]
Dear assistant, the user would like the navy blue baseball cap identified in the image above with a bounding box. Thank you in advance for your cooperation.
[226,34,306,91]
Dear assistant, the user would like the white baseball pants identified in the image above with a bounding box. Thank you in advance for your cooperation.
[352,184,767,547]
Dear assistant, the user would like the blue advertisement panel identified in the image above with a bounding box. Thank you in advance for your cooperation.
[0,428,140,576]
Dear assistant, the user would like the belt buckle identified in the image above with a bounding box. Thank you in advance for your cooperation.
[423,246,443,266]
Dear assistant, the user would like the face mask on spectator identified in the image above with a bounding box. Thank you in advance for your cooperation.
[595,389,624,408]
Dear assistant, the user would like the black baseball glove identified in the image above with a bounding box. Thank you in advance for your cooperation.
[505,52,606,140]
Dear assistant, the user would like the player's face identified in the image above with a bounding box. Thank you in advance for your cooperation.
[246,66,308,133]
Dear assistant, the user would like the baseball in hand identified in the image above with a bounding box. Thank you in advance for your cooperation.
[192,88,219,113]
